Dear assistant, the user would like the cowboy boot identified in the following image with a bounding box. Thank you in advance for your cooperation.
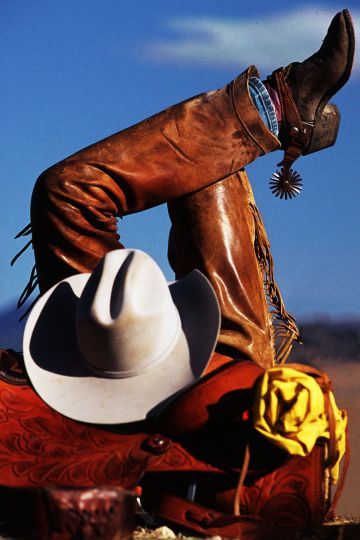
[30,66,279,293]
[168,171,299,369]
[266,9,354,195]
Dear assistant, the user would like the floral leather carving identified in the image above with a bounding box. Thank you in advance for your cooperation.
[0,350,221,489]
[0,350,332,537]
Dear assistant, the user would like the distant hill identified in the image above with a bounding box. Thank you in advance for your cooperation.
[0,302,359,362]
[0,303,26,351]
[289,319,360,364]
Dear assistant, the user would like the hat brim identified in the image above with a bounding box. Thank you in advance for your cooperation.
[23,270,220,424]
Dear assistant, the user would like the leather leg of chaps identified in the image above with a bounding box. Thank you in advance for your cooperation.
[31,65,279,293]
[168,172,275,369]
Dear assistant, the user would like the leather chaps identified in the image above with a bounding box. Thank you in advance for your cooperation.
[30,66,287,369]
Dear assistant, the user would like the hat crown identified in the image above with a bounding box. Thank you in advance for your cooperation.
[75,250,180,378]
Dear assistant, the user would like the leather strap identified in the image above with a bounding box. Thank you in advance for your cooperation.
[233,443,250,516]
[271,68,313,173]
[285,362,350,519]
[273,68,303,136]
[324,387,337,469]
[326,424,351,521]
[155,493,265,537]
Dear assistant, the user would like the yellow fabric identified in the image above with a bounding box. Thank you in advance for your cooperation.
[253,366,347,483]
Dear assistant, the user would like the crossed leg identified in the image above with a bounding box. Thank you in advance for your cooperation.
[30,67,297,369]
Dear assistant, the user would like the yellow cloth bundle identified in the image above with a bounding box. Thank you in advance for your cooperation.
[253,366,347,483]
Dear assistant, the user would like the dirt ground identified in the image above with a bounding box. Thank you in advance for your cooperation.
[312,360,360,517]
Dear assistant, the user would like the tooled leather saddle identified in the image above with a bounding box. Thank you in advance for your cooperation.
[0,349,346,539]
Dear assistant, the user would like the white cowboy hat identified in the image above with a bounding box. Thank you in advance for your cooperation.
[23,249,220,424]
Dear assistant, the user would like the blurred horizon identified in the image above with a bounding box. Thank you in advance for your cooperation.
[2,300,359,357]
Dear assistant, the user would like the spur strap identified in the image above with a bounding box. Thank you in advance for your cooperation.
[272,67,313,170]
[267,68,313,199]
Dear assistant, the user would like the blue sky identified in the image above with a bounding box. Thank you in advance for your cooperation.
[1,0,359,322]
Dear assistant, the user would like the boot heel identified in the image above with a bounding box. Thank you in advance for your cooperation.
[303,103,340,155]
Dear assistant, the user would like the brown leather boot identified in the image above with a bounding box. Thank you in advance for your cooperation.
[266,9,355,195]
[168,172,299,369]
[30,67,279,293]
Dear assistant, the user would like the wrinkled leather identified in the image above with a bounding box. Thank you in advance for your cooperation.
[31,66,279,294]
[268,9,355,160]
[283,9,354,125]
[0,349,223,489]
[168,172,275,368]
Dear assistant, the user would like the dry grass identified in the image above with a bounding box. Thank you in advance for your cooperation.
[133,522,360,540]
[133,526,215,539]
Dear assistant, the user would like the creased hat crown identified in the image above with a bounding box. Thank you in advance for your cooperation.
[76,250,181,378]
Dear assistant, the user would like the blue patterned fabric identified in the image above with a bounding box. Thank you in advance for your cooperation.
[249,77,279,136]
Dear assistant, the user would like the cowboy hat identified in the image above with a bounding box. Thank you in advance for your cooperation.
[23,249,220,424]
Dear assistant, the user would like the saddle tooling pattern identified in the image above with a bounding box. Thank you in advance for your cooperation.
[0,349,346,537]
